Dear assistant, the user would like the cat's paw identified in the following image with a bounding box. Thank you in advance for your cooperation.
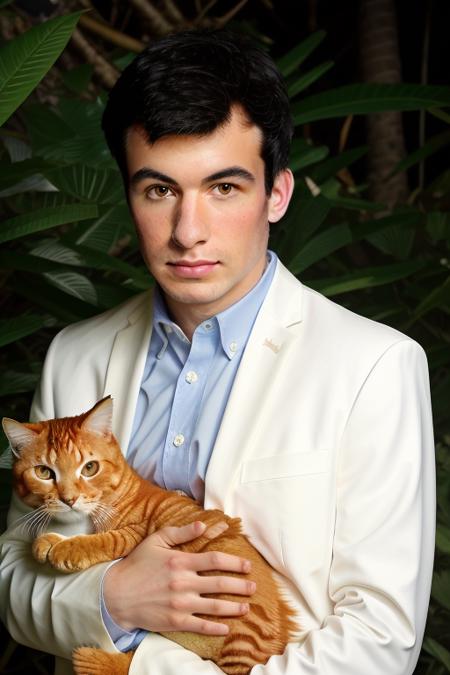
[46,539,91,573]
[32,532,65,563]
[73,646,133,675]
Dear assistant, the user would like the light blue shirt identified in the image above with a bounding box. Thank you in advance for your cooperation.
[102,251,277,650]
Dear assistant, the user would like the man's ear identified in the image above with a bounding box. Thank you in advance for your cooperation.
[267,169,294,223]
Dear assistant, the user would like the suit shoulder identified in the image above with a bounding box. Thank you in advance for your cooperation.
[53,290,152,349]
[302,283,422,355]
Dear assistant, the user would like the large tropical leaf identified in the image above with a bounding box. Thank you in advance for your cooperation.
[292,84,450,125]
[0,315,46,348]
[290,139,329,172]
[277,31,326,77]
[43,164,124,204]
[390,129,450,176]
[308,260,427,296]
[0,12,83,126]
[288,61,334,98]
[422,638,450,672]
[0,204,98,243]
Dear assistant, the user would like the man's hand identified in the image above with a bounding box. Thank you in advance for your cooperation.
[103,521,256,635]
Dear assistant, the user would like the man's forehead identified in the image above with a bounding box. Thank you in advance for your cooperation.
[125,114,264,186]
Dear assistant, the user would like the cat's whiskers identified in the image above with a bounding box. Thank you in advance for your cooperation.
[17,504,52,538]
[90,502,118,532]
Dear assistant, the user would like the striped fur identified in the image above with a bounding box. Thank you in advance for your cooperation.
[4,398,299,675]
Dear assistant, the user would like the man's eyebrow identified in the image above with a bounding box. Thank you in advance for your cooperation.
[202,167,255,184]
[130,168,175,187]
[130,166,255,188]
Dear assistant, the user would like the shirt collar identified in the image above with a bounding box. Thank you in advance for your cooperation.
[152,250,278,360]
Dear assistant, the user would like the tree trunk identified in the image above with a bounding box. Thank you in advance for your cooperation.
[359,0,409,208]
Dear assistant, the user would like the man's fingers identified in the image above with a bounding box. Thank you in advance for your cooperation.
[203,521,229,540]
[197,574,256,597]
[186,549,252,574]
[151,521,207,547]
[171,613,231,636]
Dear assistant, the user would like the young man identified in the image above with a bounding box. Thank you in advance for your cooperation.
[0,29,435,675]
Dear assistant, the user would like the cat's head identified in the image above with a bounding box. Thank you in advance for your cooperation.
[2,397,125,519]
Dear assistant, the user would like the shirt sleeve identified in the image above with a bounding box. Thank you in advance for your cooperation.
[100,562,149,652]
[127,339,436,674]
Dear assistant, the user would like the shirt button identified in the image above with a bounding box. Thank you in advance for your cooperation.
[229,341,238,353]
[204,322,213,331]
[173,434,185,447]
[185,370,198,384]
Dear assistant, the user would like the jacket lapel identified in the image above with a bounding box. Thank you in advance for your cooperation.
[103,291,153,453]
[205,262,304,509]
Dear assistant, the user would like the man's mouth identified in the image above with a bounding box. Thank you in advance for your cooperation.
[168,260,219,278]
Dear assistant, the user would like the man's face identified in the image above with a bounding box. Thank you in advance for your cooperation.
[126,107,292,326]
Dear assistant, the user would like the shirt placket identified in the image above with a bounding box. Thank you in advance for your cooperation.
[162,320,218,491]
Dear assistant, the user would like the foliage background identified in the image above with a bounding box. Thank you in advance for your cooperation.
[0,0,449,673]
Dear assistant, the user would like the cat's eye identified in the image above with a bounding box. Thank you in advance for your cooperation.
[34,465,55,480]
[81,461,99,477]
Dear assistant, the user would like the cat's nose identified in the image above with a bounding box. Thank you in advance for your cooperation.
[61,496,76,507]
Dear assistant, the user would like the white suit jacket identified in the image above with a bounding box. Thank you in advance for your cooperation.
[0,260,435,674]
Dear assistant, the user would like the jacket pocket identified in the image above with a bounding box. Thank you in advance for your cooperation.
[241,450,330,484]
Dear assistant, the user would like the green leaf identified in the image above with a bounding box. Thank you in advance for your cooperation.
[13,275,97,323]
[0,249,68,274]
[0,315,45,348]
[0,370,40,396]
[43,164,124,204]
[0,12,83,125]
[74,204,135,252]
[422,638,450,672]
[277,193,331,261]
[390,130,450,176]
[426,212,450,244]
[431,571,450,612]
[71,243,152,290]
[435,524,450,555]
[290,140,329,172]
[0,158,54,192]
[277,31,326,77]
[43,271,98,305]
[308,146,368,184]
[366,223,416,260]
[429,107,450,125]
[410,276,450,321]
[289,223,352,275]
[63,63,94,94]
[292,84,450,125]
[0,203,99,243]
[308,260,427,296]
[29,239,83,266]
[288,61,334,98]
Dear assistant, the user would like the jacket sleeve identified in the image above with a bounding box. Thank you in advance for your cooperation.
[0,330,117,660]
[128,339,436,674]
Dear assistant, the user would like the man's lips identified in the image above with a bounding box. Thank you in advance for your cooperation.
[167,260,219,278]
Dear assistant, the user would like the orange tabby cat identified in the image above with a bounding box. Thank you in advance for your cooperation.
[3,397,298,675]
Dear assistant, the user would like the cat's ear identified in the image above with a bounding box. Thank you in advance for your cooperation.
[2,418,40,457]
[82,396,113,437]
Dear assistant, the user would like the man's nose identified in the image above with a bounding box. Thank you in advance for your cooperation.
[171,194,209,248]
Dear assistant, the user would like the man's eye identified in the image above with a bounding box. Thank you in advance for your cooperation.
[35,465,55,480]
[145,185,172,199]
[216,183,234,195]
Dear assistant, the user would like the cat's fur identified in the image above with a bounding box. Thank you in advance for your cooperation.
[3,397,298,675]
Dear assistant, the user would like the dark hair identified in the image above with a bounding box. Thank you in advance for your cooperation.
[101,29,293,194]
